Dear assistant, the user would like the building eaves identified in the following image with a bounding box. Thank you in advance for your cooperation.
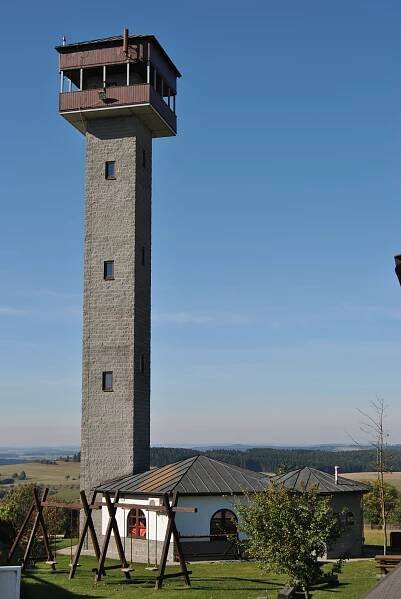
[55,34,182,77]
[95,455,269,496]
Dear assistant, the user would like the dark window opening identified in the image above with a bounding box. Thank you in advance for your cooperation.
[82,67,103,90]
[127,508,146,538]
[62,69,80,91]
[142,149,146,168]
[210,509,237,541]
[141,246,145,266]
[140,355,145,373]
[105,161,116,180]
[104,63,126,88]
[346,512,355,526]
[104,261,114,280]
[102,371,113,392]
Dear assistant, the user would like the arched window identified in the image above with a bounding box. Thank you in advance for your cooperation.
[210,509,238,541]
[127,508,146,539]
[346,511,355,526]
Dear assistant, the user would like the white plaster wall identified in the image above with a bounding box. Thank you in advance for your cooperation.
[101,494,248,542]
[101,496,169,542]
[175,495,247,540]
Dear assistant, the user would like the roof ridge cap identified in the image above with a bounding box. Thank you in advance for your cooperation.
[170,454,199,491]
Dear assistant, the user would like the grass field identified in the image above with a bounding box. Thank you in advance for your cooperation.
[343,471,401,493]
[18,554,377,599]
[0,461,80,502]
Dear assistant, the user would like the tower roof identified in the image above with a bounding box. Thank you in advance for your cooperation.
[56,33,181,77]
[96,455,270,496]
[273,466,370,495]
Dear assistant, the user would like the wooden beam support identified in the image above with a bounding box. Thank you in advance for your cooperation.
[42,500,102,510]
[112,501,196,513]
[95,491,130,582]
[155,492,191,590]
[69,491,103,580]
[20,488,55,572]
[104,492,131,580]
[7,501,35,563]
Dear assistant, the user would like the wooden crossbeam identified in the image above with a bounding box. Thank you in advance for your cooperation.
[155,492,191,589]
[113,502,197,514]
[41,499,196,514]
[42,500,102,510]
[157,570,193,580]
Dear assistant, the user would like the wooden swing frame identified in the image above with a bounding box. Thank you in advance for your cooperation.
[7,487,56,571]
[8,485,195,589]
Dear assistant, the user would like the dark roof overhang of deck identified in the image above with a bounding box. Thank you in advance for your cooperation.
[55,34,181,78]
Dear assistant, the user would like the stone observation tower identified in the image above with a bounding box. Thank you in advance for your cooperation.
[56,30,180,494]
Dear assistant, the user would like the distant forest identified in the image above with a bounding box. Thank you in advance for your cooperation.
[150,446,401,474]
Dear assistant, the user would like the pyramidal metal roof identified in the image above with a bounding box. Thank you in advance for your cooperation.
[96,455,270,496]
[273,467,370,495]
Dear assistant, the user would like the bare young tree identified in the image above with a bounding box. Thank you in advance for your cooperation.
[357,398,390,554]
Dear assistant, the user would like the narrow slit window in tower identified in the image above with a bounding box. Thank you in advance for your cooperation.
[140,355,145,373]
[105,161,116,179]
[102,371,113,392]
[141,246,145,266]
[104,261,114,280]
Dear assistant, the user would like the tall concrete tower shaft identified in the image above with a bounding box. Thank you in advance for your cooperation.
[56,31,180,494]
[81,116,152,491]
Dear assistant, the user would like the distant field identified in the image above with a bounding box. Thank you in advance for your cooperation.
[343,471,401,493]
[0,461,80,502]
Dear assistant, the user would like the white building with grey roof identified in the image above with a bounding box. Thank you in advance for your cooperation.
[273,466,370,558]
[95,455,269,562]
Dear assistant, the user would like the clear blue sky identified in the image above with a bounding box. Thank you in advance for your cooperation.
[1,1,401,446]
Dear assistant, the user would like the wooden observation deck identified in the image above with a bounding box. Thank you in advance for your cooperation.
[56,30,181,137]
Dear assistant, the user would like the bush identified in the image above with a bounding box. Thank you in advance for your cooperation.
[0,483,38,536]
[237,484,342,598]
[364,481,398,525]
[0,484,72,540]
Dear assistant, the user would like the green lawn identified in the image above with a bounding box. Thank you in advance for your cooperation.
[18,554,377,599]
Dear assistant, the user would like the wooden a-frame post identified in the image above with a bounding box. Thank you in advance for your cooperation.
[155,492,191,589]
[69,490,103,579]
[94,490,131,582]
[7,487,56,571]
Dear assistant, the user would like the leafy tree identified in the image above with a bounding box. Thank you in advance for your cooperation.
[364,480,398,526]
[0,483,37,537]
[0,484,71,543]
[18,471,27,481]
[237,484,342,598]
[389,497,401,526]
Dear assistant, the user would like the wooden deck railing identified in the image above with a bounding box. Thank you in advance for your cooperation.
[59,84,176,133]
